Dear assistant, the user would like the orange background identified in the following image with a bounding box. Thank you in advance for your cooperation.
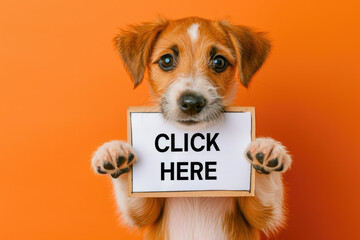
[1,0,359,239]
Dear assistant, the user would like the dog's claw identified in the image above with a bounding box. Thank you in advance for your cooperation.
[116,156,125,168]
[261,168,270,174]
[252,164,261,171]
[267,158,278,168]
[256,153,264,164]
[275,164,284,172]
[252,164,270,174]
[247,151,253,161]
[97,167,107,174]
[127,153,135,164]
[103,161,115,170]
[111,167,130,179]
[111,171,121,179]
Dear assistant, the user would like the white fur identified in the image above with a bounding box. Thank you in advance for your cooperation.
[255,172,285,235]
[166,197,232,240]
[222,80,239,106]
[113,174,135,226]
[161,73,223,126]
[187,23,200,44]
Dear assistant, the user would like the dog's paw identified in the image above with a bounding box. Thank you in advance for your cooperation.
[245,138,292,174]
[91,140,136,178]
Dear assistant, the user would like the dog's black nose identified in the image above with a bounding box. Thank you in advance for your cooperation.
[178,93,206,115]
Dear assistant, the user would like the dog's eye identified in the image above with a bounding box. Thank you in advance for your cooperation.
[158,54,175,71]
[212,55,228,73]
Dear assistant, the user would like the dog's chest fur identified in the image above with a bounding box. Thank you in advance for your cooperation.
[165,197,233,240]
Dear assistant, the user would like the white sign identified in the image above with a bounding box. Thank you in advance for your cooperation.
[127,107,255,197]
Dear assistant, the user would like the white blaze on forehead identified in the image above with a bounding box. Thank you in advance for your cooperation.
[187,23,200,43]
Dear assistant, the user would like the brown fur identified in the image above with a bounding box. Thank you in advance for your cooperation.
[222,198,273,240]
[114,17,270,94]
[148,17,238,97]
[237,197,274,230]
[218,21,271,87]
[128,198,165,227]
[114,19,168,87]
[143,202,167,240]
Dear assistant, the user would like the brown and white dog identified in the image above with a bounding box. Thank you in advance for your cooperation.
[91,17,292,240]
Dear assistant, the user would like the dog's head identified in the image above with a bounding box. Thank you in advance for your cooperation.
[114,17,270,127]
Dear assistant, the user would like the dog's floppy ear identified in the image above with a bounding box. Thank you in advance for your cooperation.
[219,21,271,87]
[114,19,168,88]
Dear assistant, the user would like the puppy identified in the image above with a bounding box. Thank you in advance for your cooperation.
[91,17,292,240]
